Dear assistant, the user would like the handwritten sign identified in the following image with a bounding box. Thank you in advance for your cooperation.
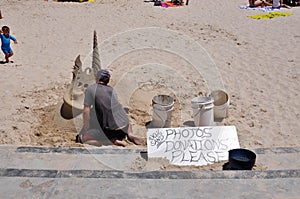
[147,126,240,166]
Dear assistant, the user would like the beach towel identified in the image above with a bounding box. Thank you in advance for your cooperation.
[249,11,292,19]
[239,5,286,12]
[161,1,183,8]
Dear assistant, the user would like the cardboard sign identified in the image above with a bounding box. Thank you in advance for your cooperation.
[147,126,240,166]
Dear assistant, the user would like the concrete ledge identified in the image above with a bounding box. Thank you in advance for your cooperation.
[1,146,299,177]
[15,146,300,154]
[16,146,146,154]
[1,168,300,179]
[1,145,300,198]
[253,147,300,154]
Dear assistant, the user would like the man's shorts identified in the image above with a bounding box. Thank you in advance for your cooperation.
[82,125,129,142]
[103,125,129,141]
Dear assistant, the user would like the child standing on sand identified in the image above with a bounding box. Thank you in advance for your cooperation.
[0,26,17,63]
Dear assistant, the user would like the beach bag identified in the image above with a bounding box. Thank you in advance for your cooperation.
[154,0,161,6]
[173,0,181,5]
[283,0,300,6]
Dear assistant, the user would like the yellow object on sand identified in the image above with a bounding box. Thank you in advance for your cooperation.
[249,12,292,19]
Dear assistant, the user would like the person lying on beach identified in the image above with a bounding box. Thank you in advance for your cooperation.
[77,69,143,147]
[248,0,291,8]
[249,0,272,7]
[272,0,292,8]
[0,26,17,63]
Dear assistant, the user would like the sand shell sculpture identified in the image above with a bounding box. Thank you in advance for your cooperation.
[61,31,101,118]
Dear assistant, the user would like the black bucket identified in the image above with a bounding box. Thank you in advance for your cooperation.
[227,148,256,170]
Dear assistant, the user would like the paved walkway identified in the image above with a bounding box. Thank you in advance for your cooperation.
[0,145,299,198]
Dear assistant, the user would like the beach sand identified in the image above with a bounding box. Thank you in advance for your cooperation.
[0,0,299,169]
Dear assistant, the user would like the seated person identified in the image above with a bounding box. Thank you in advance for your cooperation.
[249,0,272,7]
[248,0,291,8]
[272,0,292,8]
[77,69,143,147]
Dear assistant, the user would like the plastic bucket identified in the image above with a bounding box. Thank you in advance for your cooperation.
[210,90,230,119]
[191,96,214,126]
[228,149,256,170]
[151,95,174,128]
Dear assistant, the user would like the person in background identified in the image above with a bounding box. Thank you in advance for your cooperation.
[283,0,300,6]
[248,0,291,8]
[0,26,17,63]
[272,0,292,8]
[249,0,272,7]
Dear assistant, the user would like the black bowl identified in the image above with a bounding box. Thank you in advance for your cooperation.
[228,149,256,170]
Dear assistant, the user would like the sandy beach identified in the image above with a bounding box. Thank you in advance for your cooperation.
[0,0,299,161]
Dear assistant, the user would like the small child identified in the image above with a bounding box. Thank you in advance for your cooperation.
[0,26,18,63]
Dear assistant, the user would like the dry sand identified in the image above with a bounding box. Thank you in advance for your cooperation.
[0,0,299,169]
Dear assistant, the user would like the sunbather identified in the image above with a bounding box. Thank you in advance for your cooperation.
[249,0,291,8]
[272,0,292,8]
[249,0,272,7]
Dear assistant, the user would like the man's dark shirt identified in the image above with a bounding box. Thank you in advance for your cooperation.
[84,83,129,131]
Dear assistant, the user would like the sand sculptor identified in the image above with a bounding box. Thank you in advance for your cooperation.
[78,69,144,147]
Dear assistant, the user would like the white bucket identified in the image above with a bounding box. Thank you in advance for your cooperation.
[191,96,214,126]
[151,95,174,128]
[210,90,230,119]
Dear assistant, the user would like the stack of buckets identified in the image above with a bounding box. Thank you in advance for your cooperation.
[191,90,230,126]
[150,90,230,128]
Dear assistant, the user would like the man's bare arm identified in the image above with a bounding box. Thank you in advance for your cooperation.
[82,105,91,133]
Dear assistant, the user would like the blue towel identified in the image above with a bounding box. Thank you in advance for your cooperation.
[239,5,286,12]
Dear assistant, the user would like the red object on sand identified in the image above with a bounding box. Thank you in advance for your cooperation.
[0,10,3,19]
[161,1,183,7]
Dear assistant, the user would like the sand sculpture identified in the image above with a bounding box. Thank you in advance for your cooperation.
[61,31,101,119]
